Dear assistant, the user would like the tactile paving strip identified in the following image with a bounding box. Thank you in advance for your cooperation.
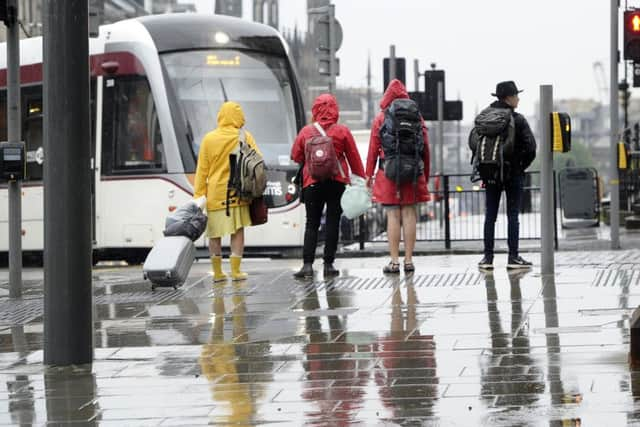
[0,288,187,326]
[94,289,185,305]
[591,269,640,287]
[312,272,483,292]
[93,273,145,286]
[0,299,43,326]
[558,249,640,270]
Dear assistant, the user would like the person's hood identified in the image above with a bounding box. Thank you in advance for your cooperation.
[380,79,409,110]
[311,94,339,127]
[217,101,246,128]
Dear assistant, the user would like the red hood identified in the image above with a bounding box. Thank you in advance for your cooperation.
[380,79,409,110]
[311,94,339,127]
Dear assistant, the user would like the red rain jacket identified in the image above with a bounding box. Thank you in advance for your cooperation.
[291,94,365,188]
[366,79,431,205]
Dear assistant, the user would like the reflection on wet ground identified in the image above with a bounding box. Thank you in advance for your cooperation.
[1,253,640,424]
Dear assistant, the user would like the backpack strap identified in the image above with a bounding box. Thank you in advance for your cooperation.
[226,129,246,217]
[313,122,325,137]
[492,135,501,161]
[312,122,346,179]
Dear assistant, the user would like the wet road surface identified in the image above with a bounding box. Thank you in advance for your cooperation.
[0,252,640,425]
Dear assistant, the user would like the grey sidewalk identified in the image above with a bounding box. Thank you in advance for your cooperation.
[0,251,640,425]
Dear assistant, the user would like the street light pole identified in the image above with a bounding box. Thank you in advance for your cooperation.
[540,85,554,275]
[389,44,396,82]
[437,81,444,174]
[328,3,336,93]
[7,0,22,298]
[611,0,621,249]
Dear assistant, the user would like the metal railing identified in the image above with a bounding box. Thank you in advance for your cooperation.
[342,171,557,249]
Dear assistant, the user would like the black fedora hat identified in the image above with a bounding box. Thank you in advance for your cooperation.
[491,81,524,98]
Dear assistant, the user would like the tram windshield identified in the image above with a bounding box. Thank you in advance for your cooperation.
[161,49,298,166]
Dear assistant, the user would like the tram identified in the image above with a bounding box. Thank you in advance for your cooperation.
[0,13,306,263]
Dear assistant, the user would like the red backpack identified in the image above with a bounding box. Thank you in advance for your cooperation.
[304,122,341,181]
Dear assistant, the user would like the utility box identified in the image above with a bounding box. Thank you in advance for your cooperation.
[558,167,599,228]
[0,141,25,181]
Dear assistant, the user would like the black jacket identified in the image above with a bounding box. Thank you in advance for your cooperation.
[489,100,536,175]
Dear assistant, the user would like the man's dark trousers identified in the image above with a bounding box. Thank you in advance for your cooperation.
[483,173,524,258]
[302,180,345,265]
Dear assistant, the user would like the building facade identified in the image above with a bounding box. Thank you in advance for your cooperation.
[253,0,278,28]
[0,0,196,41]
[215,0,242,18]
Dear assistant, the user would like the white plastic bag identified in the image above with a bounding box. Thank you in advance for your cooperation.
[193,196,207,211]
[340,175,372,219]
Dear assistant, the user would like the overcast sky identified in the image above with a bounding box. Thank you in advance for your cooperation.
[191,0,613,123]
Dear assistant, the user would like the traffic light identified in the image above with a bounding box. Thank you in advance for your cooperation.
[444,100,463,121]
[422,70,445,120]
[383,57,406,91]
[318,55,340,76]
[310,7,342,77]
[625,10,640,61]
[634,63,640,88]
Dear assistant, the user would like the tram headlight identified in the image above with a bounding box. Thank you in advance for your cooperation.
[214,31,230,44]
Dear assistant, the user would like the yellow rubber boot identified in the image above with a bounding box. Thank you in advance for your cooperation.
[230,255,248,281]
[211,256,227,282]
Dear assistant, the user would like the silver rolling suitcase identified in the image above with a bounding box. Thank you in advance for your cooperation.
[143,236,195,290]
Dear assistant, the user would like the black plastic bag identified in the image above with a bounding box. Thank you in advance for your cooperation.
[164,202,207,241]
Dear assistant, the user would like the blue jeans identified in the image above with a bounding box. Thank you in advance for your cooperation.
[483,173,524,258]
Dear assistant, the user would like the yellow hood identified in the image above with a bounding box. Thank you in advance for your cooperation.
[217,101,245,129]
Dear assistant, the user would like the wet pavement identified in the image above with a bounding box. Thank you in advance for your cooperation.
[0,252,640,425]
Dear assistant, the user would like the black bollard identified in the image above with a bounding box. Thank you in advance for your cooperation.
[43,0,93,366]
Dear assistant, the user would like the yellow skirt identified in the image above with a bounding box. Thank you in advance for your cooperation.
[207,206,252,238]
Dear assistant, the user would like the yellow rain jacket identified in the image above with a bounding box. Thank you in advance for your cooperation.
[194,102,261,212]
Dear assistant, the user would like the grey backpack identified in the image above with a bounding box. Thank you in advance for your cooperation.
[227,130,267,214]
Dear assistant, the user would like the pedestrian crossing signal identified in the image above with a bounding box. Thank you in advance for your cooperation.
[633,14,640,31]
[551,112,571,153]
[625,10,640,61]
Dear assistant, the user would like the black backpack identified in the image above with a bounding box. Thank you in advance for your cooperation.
[379,99,424,188]
[468,107,515,185]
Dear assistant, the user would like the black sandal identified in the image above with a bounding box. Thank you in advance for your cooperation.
[383,261,400,274]
[404,262,415,273]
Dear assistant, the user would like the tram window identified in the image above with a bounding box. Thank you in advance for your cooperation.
[104,77,165,173]
[0,88,44,182]
[22,90,43,181]
[24,117,43,181]
[161,50,297,165]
